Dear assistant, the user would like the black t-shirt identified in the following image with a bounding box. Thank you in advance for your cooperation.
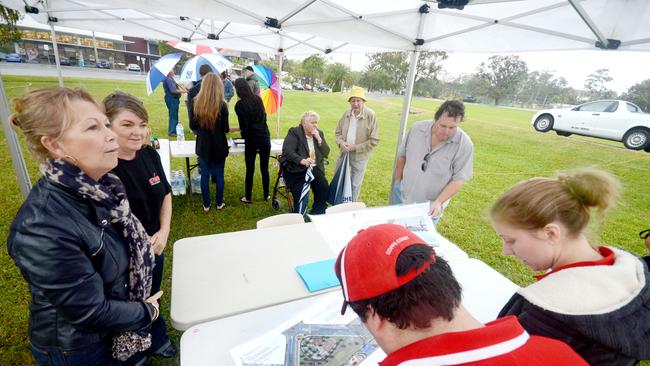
[112,145,171,236]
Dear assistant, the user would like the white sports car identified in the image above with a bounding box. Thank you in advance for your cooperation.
[531,100,650,151]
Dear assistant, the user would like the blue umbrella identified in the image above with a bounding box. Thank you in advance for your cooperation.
[298,166,315,215]
[327,152,353,205]
[146,52,183,95]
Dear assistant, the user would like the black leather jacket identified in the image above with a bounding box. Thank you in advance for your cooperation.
[280,124,330,174]
[8,177,154,350]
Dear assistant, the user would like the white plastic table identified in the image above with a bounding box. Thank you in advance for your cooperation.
[155,138,170,183]
[170,222,336,331]
[169,139,283,194]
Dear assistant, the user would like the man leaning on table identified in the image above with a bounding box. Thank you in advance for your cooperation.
[392,100,473,226]
[334,223,587,366]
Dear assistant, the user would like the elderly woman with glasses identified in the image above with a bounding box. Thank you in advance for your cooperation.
[8,87,162,366]
[280,111,330,215]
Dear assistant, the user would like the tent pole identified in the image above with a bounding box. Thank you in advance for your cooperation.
[276,51,284,139]
[92,31,99,67]
[0,73,32,198]
[389,4,428,203]
[48,25,64,86]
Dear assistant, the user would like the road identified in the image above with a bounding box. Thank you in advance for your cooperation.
[0,62,146,81]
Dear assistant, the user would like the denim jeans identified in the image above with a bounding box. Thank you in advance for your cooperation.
[164,95,180,135]
[198,157,225,208]
[30,340,119,366]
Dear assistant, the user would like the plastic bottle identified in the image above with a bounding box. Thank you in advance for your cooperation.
[178,170,187,195]
[170,171,180,196]
[151,132,160,149]
[176,123,185,142]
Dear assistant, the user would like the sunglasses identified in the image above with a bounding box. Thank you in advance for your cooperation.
[640,229,650,240]
[421,153,430,172]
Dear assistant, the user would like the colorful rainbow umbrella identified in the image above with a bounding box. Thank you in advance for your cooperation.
[252,65,283,114]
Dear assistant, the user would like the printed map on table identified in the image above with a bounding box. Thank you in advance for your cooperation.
[231,293,380,366]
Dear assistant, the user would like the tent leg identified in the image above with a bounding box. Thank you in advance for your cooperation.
[389,49,419,202]
[276,52,283,139]
[0,73,32,198]
[47,6,64,86]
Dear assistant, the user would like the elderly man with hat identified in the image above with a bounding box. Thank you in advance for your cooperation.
[334,224,588,366]
[242,65,260,96]
[334,86,379,201]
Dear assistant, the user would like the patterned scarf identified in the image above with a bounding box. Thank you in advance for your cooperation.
[42,159,155,361]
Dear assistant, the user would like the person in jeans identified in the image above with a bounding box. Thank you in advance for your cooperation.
[104,92,177,364]
[162,69,186,136]
[189,73,230,211]
[234,78,271,203]
[8,87,162,366]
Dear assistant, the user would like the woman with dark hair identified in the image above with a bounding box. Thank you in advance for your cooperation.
[104,91,176,363]
[8,87,161,365]
[189,73,230,211]
[234,78,271,203]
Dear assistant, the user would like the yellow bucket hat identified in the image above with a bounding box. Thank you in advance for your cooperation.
[348,86,366,102]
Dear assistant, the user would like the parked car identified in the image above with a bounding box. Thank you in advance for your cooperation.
[531,100,650,151]
[291,82,304,90]
[303,84,313,91]
[5,53,27,63]
[58,56,71,66]
[316,84,331,92]
[96,59,111,69]
[463,95,477,103]
[127,63,141,72]
[280,82,292,90]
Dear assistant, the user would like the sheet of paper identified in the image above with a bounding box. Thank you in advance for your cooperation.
[295,258,339,292]
[310,203,468,261]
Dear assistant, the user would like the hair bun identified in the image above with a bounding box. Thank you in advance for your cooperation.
[9,114,22,129]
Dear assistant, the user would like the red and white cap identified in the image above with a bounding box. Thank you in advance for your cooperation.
[335,223,435,314]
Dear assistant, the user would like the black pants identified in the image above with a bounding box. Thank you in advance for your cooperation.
[244,136,271,200]
[284,167,329,215]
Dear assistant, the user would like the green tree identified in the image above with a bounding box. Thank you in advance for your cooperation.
[324,62,352,92]
[584,68,615,100]
[365,52,407,93]
[477,55,528,105]
[622,79,650,112]
[520,71,573,107]
[359,68,392,92]
[300,54,326,86]
[0,5,22,46]
[365,50,448,95]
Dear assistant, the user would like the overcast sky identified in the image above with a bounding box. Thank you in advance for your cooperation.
[329,50,650,94]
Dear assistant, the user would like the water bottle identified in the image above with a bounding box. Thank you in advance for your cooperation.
[178,170,187,195]
[170,171,180,196]
[176,123,185,142]
[191,171,201,194]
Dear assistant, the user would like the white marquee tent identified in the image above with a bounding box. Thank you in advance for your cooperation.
[3,0,650,198]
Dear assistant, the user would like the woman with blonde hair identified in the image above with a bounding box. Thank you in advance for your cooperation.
[189,72,230,211]
[103,91,176,363]
[8,87,162,365]
[280,111,330,214]
[490,168,650,365]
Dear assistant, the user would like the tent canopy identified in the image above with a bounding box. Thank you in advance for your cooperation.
[8,0,649,54]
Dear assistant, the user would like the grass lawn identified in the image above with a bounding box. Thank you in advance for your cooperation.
[1,75,650,365]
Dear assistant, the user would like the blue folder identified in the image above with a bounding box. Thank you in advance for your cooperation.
[295,258,340,292]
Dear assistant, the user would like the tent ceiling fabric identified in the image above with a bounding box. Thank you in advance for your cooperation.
[6,0,650,54]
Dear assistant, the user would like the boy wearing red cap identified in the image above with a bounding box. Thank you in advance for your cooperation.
[334,223,587,366]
